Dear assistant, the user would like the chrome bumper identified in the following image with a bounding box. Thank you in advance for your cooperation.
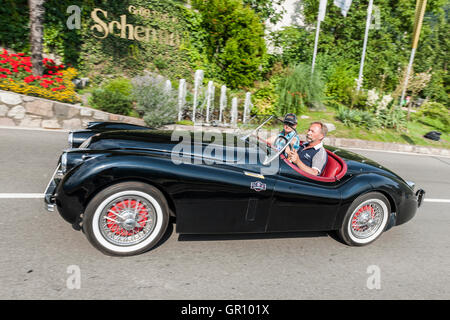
[44,164,62,212]
[416,189,425,208]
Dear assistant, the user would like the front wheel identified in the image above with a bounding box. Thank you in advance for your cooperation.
[83,182,169,256]
[338,192,391,246]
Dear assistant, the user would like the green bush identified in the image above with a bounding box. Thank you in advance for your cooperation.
[412,101,450,133]
[324,62,358,106]
[336,104,407,131]
[103,77,133,97]
[193,0,267,89]
[378,107,406,130]
[336,105,382,130]
[132,79,178,127]
[89,78,134,116]
[276,63,325,115]
[89,89,134,116]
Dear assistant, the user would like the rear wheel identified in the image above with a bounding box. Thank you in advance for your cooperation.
[338,192,390,246]
[83,182,169,256]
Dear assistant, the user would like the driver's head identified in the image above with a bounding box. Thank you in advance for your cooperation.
[283,113,297,133]
[306,122,327,143]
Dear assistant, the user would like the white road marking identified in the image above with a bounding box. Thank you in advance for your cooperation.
[0,193,44,199]
[424,199,450,203]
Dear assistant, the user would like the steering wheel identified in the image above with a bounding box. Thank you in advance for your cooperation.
[273,135,289,151]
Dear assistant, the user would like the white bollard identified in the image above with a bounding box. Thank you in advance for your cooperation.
[206,81,215,123]
[177,79,186,122]
[219,85,227,123]
[192,70,204,124]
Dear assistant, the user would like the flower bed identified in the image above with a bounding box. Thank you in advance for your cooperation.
[0,49,79,103]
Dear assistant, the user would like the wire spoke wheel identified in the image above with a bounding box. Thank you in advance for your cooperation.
[350,202,384,239]
[83,182,169,256]
[339,192,390,246]
[99,196,157,247]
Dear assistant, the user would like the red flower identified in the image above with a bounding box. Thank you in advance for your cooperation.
[0,74,7,78]
[40,82,49,88]
[55,77,63,83]
[24,75,35,83]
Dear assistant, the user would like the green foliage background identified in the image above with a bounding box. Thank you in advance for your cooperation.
[0,0,269,90]
[271,0,449,105]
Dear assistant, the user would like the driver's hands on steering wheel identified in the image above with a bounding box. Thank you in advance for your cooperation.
[288,149,299,163]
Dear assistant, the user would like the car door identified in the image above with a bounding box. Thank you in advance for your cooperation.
[173,145,278,234]
[267,158,342,232]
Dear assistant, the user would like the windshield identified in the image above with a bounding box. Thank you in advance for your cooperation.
[237,115,299,166]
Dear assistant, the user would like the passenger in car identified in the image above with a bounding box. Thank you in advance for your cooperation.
[267,113,300,154]
[287,122,328,176]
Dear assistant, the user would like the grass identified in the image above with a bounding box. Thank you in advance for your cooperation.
[312,109,449,149]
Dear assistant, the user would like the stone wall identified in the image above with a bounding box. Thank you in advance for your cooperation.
[0,89,145,130]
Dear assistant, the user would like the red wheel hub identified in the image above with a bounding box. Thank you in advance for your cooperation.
[106,200,149,236]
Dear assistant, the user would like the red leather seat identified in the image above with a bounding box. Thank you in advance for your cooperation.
[282,146,347,182]
[321,152,343,178]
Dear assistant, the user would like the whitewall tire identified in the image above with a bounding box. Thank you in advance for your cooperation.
[83,182,169,256]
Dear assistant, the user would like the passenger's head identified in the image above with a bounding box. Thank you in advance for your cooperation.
[306,122,327,144]
[283,113,297,133]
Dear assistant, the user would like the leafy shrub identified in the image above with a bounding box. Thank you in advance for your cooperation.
[336,105,379,129]
[132,78,178,127]
[324,61,357,106]
[103,77,133,96]
[378,107,406,130]
[412,101,450,133]
[89,77,133,115]
[337,104,407,131]
[276,63,325,115]
[89,89,133,116]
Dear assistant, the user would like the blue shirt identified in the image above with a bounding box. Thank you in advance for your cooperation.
[274,130,300,152]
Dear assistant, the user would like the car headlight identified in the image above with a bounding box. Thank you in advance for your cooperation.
[60,152,68,174]
[68,131,74,148]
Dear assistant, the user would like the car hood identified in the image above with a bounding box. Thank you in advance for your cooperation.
[88,129,253,149]
[87,129,264,164]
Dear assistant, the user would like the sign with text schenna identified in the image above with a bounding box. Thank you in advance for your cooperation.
[90,5,182,46]
[77,0,193,80]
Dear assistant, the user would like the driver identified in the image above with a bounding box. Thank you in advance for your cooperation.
[288,122,328,176]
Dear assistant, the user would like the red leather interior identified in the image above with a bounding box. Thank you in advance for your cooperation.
[281,148,347,182]
[321,152,342,178]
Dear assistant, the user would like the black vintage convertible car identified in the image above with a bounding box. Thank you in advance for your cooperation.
[44,117,425,256]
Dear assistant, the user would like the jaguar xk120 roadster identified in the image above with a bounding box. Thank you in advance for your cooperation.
[44,117,425,256]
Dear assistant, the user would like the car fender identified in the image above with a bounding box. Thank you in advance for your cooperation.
[55,152,178,227]
[332,173,410,230]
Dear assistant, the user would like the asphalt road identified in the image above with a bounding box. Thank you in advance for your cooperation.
[0,127,449,300]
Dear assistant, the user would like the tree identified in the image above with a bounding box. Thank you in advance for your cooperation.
[271,0,448,102]
[193,0,267,88]
[28,0,45,76]
[242,0,286,24]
